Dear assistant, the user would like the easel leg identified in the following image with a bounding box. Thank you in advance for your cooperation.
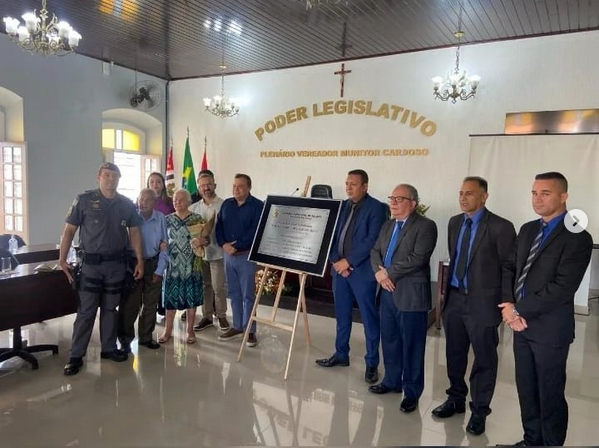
[284,286,304,380]
[238,266,269,362]
[300,286,311,346]
[270,271,287,322]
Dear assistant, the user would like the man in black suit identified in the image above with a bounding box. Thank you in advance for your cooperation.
[369,184,438,413]
[431,177,516,435]
[499,172,593,447]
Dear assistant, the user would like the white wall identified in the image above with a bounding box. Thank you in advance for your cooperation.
[169,30,599,279]
[0,35,166,244]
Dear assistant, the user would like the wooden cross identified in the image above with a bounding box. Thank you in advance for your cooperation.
[334,63,352,98]
[334,21,352,98]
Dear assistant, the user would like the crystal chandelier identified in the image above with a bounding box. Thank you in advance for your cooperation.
[3,0,81,56]
[203,36,239,119]
[431,1,480,103]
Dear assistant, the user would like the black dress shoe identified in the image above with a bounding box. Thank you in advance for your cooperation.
[368,383,403,394]
[496,441,526,447]
[139,340,161,349]
[119,341,132,354]
[431,399,466,418]
[63,358,83,376]
[365,366,379,384]
[315,355,350,367]
[100,349,129,362]
[466,414,486,435]
[400,397,418,413]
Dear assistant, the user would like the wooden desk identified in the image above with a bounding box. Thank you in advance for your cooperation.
[13,244,60,264]
[0,262,78,369]
[435,261,450,330]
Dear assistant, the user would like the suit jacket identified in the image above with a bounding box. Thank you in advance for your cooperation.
[330,194,387,278]
[370,213,438,311]
[515,218,593,346]
[446,209,517,326]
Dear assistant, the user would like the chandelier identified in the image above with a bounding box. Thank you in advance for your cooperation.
[3,0,81,56]
[203,35,239,119]
[431,1,480,103]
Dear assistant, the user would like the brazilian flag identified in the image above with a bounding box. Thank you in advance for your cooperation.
[181,136,198,196]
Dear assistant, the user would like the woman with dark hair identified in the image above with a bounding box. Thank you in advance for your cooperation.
[147,172,174,216]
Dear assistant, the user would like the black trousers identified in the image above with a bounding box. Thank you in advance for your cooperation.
[514,332,570,446]
[443,289,499,416]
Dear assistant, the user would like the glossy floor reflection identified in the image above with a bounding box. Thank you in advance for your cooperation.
[1,300,599,447]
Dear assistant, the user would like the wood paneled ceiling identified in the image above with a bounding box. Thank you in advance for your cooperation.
[1,0,598,80]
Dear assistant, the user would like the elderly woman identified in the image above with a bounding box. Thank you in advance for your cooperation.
[159,189,205,344]
[147,172,175,216]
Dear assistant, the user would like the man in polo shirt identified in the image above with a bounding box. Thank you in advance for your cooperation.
[215,173,264,347]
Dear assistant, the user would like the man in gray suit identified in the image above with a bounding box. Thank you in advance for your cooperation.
[369,184,438,413]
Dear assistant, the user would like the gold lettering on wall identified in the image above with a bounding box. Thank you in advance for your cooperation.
[259,148,430,158]
[254,99,438,141]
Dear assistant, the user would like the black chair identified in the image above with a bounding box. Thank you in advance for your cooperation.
[310,184,333,199]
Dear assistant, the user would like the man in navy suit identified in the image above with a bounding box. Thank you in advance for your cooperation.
[499,172,593,447]
[316,169,387,383]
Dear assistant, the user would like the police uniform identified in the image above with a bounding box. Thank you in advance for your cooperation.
[66,186,142,360]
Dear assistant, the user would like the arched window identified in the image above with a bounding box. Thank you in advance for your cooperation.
[102,118,161,202]
[0,87,26,241]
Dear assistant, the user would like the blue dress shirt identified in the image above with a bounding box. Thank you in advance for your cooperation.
[451,207,486,289]
[216,195,264,251]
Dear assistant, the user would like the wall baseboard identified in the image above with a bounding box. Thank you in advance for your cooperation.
[575,304,590,316]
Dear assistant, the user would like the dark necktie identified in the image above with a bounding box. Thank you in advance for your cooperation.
[384,220,403,268]
[337,202,356,257]
[455,217,473,291]
[514,221,548,301]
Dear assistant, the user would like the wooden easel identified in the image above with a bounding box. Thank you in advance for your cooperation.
[237,176,313,380]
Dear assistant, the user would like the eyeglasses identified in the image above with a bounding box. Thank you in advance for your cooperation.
[387,195,413,203]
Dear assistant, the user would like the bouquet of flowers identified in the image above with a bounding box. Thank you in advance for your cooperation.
[255,269,291,295]
[187,212,215,271]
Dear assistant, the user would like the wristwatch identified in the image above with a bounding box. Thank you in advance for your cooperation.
[512,307,520,317]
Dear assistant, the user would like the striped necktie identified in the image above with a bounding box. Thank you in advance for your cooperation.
[514,221,548,301]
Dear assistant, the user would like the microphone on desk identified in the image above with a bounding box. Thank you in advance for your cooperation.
[290,188,300,196]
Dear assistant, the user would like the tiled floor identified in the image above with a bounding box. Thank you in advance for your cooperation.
[1,299,598,447]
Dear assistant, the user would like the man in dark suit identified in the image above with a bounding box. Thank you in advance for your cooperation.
[369,183,438,413]
[499,172,593,447]
[431,177,516,435]
[315,169,387,384]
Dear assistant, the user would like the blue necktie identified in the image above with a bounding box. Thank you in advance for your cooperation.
[384,221,403,268]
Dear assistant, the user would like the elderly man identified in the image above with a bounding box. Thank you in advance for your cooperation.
[369,184,437,413]
[117,188,168,352]
[60,162,143,376]
[190,172,230,332]
[216,174,263,346]
[316,169,387,384]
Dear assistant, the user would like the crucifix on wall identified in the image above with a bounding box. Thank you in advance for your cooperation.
[334,21,352,98]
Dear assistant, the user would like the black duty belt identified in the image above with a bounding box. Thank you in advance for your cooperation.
[144,254,160,261]
[82,251,127,265]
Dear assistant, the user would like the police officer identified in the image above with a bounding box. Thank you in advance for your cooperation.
[59,162,144,376]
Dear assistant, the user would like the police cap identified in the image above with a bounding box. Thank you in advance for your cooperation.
[98,162,121,176]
